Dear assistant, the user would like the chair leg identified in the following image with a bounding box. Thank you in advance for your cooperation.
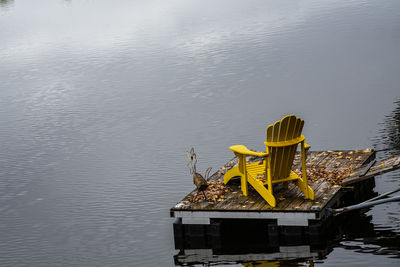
[241,174,248,196]
[247,174,276,207]
[296,177,315,200]
[299,141,314,200]
[223,165,249,196]
[223,165,242,184]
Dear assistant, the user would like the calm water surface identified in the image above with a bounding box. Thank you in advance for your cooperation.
[0,0,399,266]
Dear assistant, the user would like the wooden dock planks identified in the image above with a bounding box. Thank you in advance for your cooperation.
[170,149,400,226]
[342,154,400,185]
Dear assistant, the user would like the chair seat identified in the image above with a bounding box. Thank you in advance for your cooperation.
[246,161,299,183]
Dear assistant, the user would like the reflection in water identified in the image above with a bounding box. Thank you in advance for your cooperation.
[242,262,314,267]
[338,214,400,257]
[373,98,400,155]
[173,211,400,266]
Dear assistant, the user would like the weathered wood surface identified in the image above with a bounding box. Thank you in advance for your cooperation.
[172,150,379,213]
[342,154,400,185]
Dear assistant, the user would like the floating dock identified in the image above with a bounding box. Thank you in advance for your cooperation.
[173,150,372,224]
[171,149,400,242]
[171,149,400,259]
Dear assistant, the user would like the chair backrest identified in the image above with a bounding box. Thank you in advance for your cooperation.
[266,115,304,180]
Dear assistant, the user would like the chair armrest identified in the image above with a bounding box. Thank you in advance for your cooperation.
[229,145,269,157]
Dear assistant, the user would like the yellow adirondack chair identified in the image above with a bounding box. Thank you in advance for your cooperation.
[223,115,314,207]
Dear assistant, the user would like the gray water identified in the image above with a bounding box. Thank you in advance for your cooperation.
[0,0,399,266]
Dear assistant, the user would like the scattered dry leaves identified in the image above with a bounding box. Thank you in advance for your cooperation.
[188,178,232,203]
[294,166,355,186]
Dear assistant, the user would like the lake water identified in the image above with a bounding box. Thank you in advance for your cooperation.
[0,0,399,266]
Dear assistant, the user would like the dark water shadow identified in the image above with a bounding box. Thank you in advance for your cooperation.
[373,98,400,157]
[337,212,400,259]
[173,211,400,266]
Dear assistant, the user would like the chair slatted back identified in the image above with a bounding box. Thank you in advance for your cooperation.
[266,115,304,180]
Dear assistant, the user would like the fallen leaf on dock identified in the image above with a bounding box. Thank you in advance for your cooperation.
[294,165,355,186]
[188,178,232,204]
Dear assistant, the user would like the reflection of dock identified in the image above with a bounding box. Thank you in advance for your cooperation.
[173,211,397,266]
[177,246,319,264]
[171,149,400,254]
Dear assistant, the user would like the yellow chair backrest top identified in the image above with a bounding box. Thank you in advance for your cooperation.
[265,115,304,180]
